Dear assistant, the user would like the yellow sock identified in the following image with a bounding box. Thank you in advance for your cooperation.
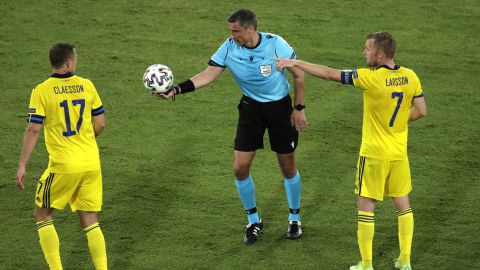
[357,211,374,268]
[84,223,108,270]
[397,208,414,265]
[36,220,62,270]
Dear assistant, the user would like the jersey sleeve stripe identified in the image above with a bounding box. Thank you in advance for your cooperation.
[289,52,296,59]
[27,114,45,124]
[92,106,105,116]
[208,59,226,68]
[413,94,424,98]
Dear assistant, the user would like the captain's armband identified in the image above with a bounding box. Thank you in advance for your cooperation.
[341,70,356,85]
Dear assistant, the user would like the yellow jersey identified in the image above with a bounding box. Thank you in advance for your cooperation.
[27,73,105,173]
[346,65,423,160]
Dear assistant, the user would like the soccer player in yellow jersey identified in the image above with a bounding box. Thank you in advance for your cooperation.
[274,32,426,270]
[15,43,108,270]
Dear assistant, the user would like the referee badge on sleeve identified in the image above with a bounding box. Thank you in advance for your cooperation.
[260,65,272,77]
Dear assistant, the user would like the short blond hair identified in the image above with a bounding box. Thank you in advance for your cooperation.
[367,32,396,58]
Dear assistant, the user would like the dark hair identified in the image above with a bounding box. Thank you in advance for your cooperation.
[49,43,76,68]
[227,9,257,30]
[367,32,396,58]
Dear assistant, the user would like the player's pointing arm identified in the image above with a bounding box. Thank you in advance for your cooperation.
[273,58,342,82]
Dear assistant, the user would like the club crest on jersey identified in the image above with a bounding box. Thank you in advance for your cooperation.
[260,65,272,77]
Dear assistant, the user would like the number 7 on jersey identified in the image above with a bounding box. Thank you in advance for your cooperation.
[389,92,403,127]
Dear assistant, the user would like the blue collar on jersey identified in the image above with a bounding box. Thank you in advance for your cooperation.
[244,33,262,50]
[377,64,400,70]
[50,72,74,78]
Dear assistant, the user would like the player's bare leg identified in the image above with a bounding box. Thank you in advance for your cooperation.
[392,195,410,212]
[277,152,302,239]
[78,211,107,270]
[35,206,54,222]
[392,196,413,269]
[78,211,98,229]
[357,196,376,213]
[35,206,62,269]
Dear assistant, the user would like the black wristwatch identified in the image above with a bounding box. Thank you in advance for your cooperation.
[294,104,306,111]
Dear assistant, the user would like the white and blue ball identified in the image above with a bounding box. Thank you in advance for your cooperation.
[143,64,174,93]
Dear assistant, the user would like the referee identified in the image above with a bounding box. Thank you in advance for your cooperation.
[157,9,308,245]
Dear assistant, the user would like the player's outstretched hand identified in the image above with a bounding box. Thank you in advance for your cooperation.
[152,85,180,100]
[272,58,298,71]
[15,166,26,191]
[291,110,309,132]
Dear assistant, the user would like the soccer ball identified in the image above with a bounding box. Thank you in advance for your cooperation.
[143,64,174,93]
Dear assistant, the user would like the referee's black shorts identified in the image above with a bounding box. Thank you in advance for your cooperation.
[234,94,298,154]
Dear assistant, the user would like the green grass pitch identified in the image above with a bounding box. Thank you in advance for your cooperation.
[1,0,479,269]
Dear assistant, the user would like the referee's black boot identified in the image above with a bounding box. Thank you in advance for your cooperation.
[286,220,302,240]
[243,221,263,245]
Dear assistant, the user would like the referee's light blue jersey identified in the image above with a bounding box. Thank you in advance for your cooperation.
[210,32,296,102]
